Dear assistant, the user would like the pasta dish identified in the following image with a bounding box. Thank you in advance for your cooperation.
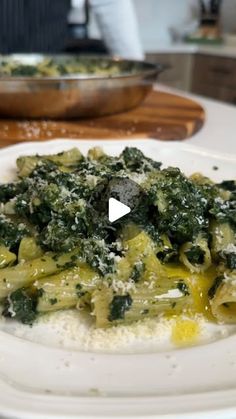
[0,146,235,330]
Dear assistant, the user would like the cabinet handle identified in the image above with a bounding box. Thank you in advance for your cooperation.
[210,66,232,76]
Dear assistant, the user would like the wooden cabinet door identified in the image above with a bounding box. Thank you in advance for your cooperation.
[146,53,193,91]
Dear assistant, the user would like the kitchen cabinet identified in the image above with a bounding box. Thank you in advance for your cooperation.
[146,53,193,91]
[146,51,236,105]
[191,54,236,105]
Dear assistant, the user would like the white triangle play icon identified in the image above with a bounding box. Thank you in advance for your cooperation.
[108,197,131,223]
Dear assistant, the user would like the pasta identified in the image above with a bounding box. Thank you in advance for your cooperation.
[179,233,212,273]
[0,245,16,268]
[36,263,100,313]
[0,57,137,78]
[209,270,236,323]
[0,146,235,329]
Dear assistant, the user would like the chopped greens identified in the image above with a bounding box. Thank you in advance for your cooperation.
[2,288,37,325]
[130,261,145,283]
[108,294,133,321]
[208,276,224,299]
[224,252,236,270]
[184,245,205,265]
[177,281,190,296]
[147,168,210,243]
[0,215,29,251]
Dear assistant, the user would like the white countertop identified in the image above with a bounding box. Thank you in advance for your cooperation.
[146,42,236,59]
[156,84,236,155]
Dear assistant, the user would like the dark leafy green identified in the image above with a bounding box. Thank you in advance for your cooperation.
[208,276,224,299]
[177,281,190,296]
[2,288,38,325]
[185,245,205,265]
[0,215,29,250]
[108,294,133,321]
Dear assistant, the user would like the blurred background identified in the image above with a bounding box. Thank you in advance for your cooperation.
[82,0,236,105]
[87,0,236,47]
[1,0,236,105]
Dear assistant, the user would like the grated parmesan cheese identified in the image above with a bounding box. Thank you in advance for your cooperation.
[155,289,184,300]
[110,278,137,294]
[2,309,215,353]
[223,244,236,254]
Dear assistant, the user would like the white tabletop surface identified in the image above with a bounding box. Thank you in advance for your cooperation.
[156,84,236,155]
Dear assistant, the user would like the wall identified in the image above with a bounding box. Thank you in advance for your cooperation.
[221,0,236,32]
[89,0,236,51]
[133,0,199,47]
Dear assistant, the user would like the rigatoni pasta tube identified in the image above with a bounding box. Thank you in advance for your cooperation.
[210,221,235,259]
[0,245,16,269]
[179,234,211,273]
[210,270,236,323]
[18,237,43,262]
[92,277,191,328]
[16,148,83,177]
[0,248,81,299]
[35,263,100,313]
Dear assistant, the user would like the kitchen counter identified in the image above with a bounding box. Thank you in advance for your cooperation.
[0,88,204,146]
[0,84,235,155]
[146,42,236,59]
[156,84,236,154]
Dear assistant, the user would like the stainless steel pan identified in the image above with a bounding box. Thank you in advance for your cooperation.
[0,54,165,119]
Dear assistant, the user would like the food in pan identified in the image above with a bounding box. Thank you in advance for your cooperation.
[0,57,136,77]
[0,147,235,329]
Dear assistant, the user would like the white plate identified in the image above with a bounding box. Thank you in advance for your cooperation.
[0,138,236,419]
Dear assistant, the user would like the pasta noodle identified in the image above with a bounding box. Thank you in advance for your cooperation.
[210,270,236,323]
[179,233,212,273]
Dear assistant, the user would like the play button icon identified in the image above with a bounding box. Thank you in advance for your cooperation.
[108,197,131,223]
[89,176,149,237]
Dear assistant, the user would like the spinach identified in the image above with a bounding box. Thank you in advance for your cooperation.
[2,288,37,325]
[11,65,38,76]
[210,198,236,228]
[208,276,224,299]
[224,253,236,270]
[149,168,209,243]
[217,180,236,192]
[109,294,133,321]
[121,147,161,172]
[0,215,28,251]
[185,245,205,265]
[130,261,145,283]
[49,298,58,305]
[0,181,27,203]
[177,281,190,296]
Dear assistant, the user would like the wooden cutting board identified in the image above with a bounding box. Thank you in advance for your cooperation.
[0,90,205,148]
